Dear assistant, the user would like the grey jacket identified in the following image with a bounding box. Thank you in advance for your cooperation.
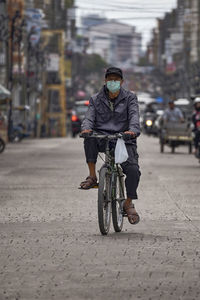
[81,86,140,136]
[163,107,183,122]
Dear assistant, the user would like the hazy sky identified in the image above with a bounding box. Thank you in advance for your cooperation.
[76,0,177,49]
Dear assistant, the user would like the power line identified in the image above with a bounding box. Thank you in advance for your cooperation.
[78,10,161,19]
[77,5,174,13]
[76,0,176,10]
[79,14,159,19]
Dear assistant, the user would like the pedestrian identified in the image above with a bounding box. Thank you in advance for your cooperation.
[80,67,141,225]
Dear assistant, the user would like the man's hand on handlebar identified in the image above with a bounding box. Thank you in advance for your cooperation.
[80,129,93,138]
[123,131,136,140]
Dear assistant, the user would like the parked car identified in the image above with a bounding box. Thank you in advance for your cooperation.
[71,100,89,137]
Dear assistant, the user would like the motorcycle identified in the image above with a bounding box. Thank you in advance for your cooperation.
[10,123,30,142]
[142,112,157,136]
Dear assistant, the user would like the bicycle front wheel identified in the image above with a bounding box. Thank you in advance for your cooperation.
[112,171,124,232]
[98,166,111,235]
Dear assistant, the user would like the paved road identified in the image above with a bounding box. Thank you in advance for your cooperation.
[0,135,200,300]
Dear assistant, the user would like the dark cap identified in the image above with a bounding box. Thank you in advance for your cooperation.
[105,67,123,79]
[168,100,174,104]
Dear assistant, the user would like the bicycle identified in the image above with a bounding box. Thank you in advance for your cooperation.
[81,132,132,235]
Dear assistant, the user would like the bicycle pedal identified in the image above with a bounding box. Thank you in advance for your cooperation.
[92,184,99,189]
[122,212,128,217]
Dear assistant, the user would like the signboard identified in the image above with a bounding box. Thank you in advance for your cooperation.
[25,9,45,23]
[46,54,60,72]
[25,8,44,46]
[166,62,176,74]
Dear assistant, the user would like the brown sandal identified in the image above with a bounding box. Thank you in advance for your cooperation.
[123,204,140,225]
[80,176,98,190]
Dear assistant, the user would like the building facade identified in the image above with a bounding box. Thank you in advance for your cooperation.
[0,0,75,138]
[85,21,142,68]
[148,0,200,99]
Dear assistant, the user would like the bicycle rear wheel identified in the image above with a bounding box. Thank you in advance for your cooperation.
[112,170,124,232]
[98,166,111,235]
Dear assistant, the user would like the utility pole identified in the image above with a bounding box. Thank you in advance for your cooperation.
[7,10,21,141]
[0,4,22,141]
[0,0,9,87]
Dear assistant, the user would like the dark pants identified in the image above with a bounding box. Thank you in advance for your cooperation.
[84,138,141,199]
[194,130,200,149]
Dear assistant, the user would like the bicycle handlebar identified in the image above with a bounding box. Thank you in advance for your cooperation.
[79,131,136,140]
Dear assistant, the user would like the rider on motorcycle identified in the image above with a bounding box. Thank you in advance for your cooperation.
[192,97,200,157]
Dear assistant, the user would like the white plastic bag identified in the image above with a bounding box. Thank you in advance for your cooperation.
[115,138,128,164]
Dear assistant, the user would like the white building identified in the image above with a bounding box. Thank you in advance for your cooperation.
[85,21,142,67]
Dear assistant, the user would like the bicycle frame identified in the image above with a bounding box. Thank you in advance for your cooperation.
[103,137,125,204]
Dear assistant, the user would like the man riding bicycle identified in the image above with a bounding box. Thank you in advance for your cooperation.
[80,67,141,225]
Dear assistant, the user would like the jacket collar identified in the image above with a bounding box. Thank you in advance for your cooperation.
[98,86,127,108]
